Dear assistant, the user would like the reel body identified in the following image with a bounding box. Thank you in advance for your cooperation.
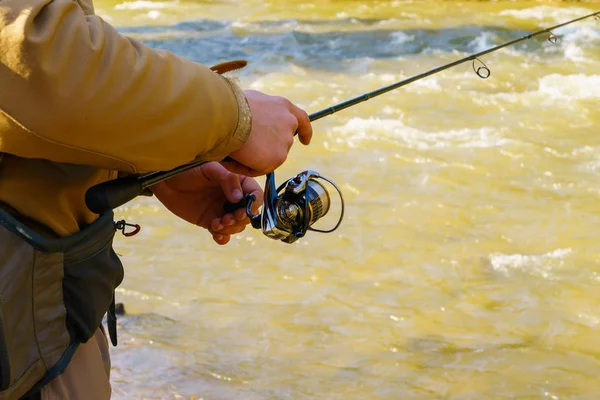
[239,170,345,244]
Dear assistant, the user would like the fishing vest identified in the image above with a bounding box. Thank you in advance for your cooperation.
[0,199,124,400]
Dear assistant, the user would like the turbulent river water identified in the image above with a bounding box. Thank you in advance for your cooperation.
[94,1,600,398]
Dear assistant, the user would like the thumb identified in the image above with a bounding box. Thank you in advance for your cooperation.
[199,163,244,203]
[212,167,244,204]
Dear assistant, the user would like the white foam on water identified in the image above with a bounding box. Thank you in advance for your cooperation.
[330,117,512,150]
[562,43,586,63]
[560,26,600,43]
[233,18,395,35]
[482,73,600,107]
[390,31,415,45]
[378,73,399,83]
[468,31,498,53]
[489,248,572,279]
[232,20,300,34]
[407,76,442,92]
[497,7,598,64]
[114,1,176,10]
[574,145,600,176]
[497,6,591,23]
[146,10,161,19]
[576,313,600,327]
[359,72,441,92]
[538,25,600,63]
[538,73,600,101]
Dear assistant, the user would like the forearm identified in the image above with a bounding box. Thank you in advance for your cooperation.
[0,0,251,173]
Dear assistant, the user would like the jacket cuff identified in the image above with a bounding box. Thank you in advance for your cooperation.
[198,76,252,162]
[226,77,252,144]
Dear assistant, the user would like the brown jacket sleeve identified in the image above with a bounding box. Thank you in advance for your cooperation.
[0,0,251,174]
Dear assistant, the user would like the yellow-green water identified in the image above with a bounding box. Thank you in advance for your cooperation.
[97,1,600,398]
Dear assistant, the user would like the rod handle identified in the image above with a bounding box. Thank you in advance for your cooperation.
[85,176,144,215]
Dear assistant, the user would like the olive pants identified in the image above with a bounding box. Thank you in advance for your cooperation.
[29,327,111,400]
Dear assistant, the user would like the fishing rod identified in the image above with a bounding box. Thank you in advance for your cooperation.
[86,10,599,243]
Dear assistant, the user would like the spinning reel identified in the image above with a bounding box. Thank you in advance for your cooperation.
[225,170,345,244]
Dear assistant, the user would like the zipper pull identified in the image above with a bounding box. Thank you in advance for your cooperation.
[115,220,141,237]
[209,59,247,75]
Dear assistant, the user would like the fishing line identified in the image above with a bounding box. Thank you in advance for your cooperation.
[85,10,600,216]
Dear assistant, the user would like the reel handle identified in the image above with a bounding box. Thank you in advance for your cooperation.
[223,193,261,229]
[223,194,253,214]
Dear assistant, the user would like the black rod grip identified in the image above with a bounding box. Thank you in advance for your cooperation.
[85,176,144,214]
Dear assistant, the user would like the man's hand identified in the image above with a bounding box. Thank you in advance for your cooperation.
[226,90,313,177]
[150,162,263,245]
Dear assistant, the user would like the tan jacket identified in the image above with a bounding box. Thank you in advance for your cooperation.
[0,0,251,236]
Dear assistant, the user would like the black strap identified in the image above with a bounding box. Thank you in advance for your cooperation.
[19,343,79,399]
[107,293,118,347]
